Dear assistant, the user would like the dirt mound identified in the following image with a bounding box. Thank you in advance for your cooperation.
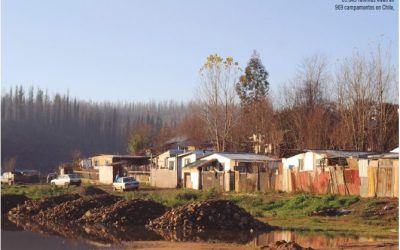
[77,186,108,196]
[7,194,81,219]
[146,200,272,233]
[261,240,314,250]
[79,199,166,226]
[32,194,121,223]
[1,194,29,214]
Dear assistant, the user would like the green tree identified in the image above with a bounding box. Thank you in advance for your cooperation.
[127,123,151,155]
[235,51,269,105]
[234,51,275,153]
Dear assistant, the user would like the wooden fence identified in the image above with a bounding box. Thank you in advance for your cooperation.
[74,169,99,181]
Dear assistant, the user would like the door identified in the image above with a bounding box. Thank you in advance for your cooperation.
[184,173,192,188]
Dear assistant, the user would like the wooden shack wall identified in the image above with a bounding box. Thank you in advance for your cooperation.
[202,172,225,192]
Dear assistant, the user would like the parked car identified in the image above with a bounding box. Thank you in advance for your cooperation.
[112,177,139,192]
[47,173,58,183]
[50,174,81,187]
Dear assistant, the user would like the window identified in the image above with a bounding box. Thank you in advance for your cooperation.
[123,177,134,183]
[315,159,323,168]
[184,158,190,166]
[94,160,98,166]
[168,161,175,170]
[164,158,168,169]
[298,159,304,171]
[105,160,110,165]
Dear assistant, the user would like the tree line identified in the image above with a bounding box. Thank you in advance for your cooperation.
[1,87,189,172]
[2,46,398,172]
[190,48,398,157]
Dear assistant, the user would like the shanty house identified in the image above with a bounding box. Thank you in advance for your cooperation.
[183,152,278,192]
[282,150,369,171]
[201,152,276,171]
[182,159,220,190]
[281,150,370,194]
[151,149,185,188]
[86,154,151,184]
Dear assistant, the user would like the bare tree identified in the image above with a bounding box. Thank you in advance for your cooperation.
[3,156,17,172]
[198,54,240,151]
[280,55,331,150]
[335,45,398,151]
[370,45,398,151]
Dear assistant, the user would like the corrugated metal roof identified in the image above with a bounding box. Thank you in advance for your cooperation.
[363,152,399,160]
[90,154,149,159]
[305,149,372,159]
[177,150,213,158]
[183,159,218,169]
[208,152,277,161]
[168,149,186,156]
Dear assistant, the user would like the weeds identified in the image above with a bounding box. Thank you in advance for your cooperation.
[1,184,74,199]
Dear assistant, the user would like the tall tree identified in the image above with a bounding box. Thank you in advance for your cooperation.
[236,51,269,105]
[334,46,398,151]
[198,54,240,152]
[235,51,274,154]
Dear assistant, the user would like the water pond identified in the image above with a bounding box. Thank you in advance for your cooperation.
[1,216,396,250]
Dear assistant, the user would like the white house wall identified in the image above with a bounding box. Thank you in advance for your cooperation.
[98,166,114,184]
[282,154,304,170]
[156,151,170,169]
[201,154,232,171]
[191,172,199,190]
[283,152,323,171]
[304,152,314,171]
[181,154,200,179]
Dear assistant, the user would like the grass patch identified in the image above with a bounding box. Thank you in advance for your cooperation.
[1,184,76,199]
[121,188,223,207]
[223,193,362,219]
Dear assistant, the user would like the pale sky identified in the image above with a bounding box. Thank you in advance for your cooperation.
[2,0,398,102]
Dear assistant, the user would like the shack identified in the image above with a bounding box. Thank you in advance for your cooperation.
[77,154,151,184]
[182,159,220,190]
[184,152,278,192]
[281,150,371,194]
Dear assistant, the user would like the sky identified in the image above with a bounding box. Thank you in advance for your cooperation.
[1,0,399,102]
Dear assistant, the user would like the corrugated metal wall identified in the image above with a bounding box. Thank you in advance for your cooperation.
[180,158,398,198]
[360,159,399,198]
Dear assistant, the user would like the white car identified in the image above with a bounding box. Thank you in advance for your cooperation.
[113,177,139,192]
[50,174,81,187]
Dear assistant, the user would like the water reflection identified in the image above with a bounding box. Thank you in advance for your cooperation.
[2,216,396,249]
[5,216,162,245]
[251,230,391,249]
